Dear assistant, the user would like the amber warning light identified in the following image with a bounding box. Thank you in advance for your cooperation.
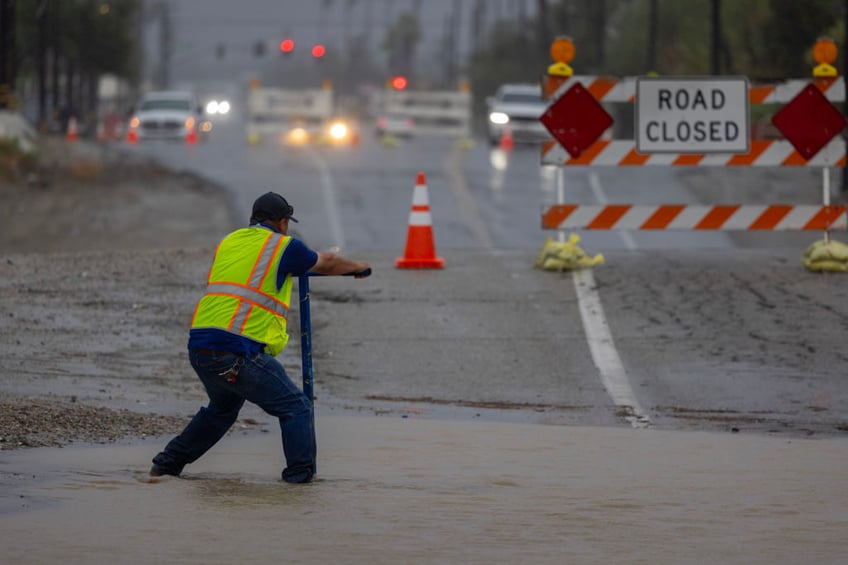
[812,37,838,78]
[548,36,575,78]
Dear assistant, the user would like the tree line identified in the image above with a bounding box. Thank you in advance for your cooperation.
[1,0,845,134]
[468,0,843,109]
[1,0,141,131]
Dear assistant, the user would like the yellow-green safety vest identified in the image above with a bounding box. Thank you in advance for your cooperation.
[191,227,293,355]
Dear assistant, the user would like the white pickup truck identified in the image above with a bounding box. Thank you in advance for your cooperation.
[486,83,550,145]
[126,90,208,142]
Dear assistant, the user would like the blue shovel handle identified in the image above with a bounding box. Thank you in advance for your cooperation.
[298,268,372,402]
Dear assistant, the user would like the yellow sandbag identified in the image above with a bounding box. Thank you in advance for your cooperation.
[534,234,604,272]
[803,240,837,262]
[805,259,848,273]
[814,240,848,261]
[802,239,848,273]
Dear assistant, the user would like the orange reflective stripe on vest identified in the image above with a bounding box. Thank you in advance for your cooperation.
[190,227,294,355]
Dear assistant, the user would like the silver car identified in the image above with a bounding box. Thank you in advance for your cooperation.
[486,84,550,145]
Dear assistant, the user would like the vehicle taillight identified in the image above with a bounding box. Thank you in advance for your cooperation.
[185,116,196,130]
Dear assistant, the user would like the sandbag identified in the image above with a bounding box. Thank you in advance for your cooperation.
[534,234,604,272]
[802,239,848,273]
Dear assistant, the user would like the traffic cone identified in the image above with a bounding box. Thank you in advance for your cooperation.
[396,172,445,269]
[66,116,79,143]
[499,125,514,151]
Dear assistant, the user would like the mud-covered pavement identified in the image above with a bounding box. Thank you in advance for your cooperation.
[3,137,848,451]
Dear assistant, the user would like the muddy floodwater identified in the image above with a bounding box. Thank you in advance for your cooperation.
[1,414,846,564]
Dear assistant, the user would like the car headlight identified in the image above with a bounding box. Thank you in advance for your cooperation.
[489,112,509,125]
[205,101,219,115]
[285,127,309,145]
[329,121,349,140]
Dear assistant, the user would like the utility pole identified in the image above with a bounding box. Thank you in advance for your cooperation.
[472,0,487,52]
[535,0,549,59]
[711,0,721,75]
[0,0,16,109]
[843,0,848,192]
[451,0,461,85]
[50,0,59,113]
[648,0,657,72]
[153,1,172,90]
[37,0,48,129]
[594,0,606,68]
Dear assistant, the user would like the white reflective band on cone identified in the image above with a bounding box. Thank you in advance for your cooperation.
[412,186,430,206]
[408,211,433,226]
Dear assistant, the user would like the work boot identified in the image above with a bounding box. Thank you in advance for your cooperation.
[149,462,181,477]
[281,466,314,484]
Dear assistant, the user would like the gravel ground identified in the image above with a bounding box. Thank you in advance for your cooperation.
[0,394,188,449]
[0,136,238,450]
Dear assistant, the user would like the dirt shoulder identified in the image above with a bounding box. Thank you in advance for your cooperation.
[0,137,236,254]
[0,136,239,449]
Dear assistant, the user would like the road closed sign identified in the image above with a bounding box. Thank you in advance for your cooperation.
[636,77,749,154]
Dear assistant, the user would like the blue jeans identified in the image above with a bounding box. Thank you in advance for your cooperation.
[152,349,316,483]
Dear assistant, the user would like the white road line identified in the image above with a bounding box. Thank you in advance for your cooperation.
[307,149,346,249]
[573,268,651,428]
[579,171,649,428]
[587,171,637,250]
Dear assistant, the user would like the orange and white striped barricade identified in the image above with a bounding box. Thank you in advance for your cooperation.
[540,73,847,242]
[542,204,847,232]
[541,138,846,167]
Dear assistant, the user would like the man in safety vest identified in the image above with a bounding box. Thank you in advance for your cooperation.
[149,192,371,483]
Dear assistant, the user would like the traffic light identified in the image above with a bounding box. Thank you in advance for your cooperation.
[280,39,295,55]
[312,44,326,58]
[216,43,226,59]
[254,41,266,57]
[391,75,408,90]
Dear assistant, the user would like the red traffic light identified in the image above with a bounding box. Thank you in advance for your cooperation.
[312,44,326,58]
[391,76,408,90]
[280,39,294,53]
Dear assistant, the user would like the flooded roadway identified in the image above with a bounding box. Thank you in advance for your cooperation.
[4,104,846,563]
[2,415,846,564]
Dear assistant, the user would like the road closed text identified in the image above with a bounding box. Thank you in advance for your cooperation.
[636,78,749,154]
[646,88,740,143]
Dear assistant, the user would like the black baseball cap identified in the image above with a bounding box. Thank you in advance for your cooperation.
[251,192,298,223]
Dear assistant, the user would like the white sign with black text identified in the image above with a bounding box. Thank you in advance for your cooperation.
[636,77,750,154]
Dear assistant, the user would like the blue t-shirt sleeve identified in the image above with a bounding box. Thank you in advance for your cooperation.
[277,237,318,290]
